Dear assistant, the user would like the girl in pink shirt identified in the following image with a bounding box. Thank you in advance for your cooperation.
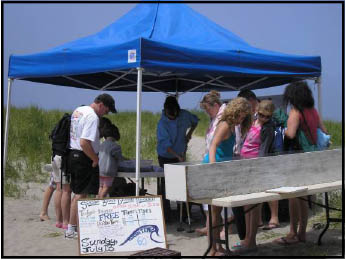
[240,123,261,159]
[235,100,275,253]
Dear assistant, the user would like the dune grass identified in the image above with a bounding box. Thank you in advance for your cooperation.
[3,106,342,199]
[323,120,342,149]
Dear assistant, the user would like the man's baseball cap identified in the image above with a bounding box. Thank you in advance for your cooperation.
[95,94,117,113]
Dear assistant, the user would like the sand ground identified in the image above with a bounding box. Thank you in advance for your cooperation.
[3,136,343,257]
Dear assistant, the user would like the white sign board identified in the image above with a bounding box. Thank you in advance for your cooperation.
[77,196,166,255]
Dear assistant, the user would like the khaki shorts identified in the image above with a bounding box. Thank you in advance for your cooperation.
[52,155,70,185]
[49,172,56,189]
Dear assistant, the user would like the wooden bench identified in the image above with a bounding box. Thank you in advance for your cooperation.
[164,149,342,255]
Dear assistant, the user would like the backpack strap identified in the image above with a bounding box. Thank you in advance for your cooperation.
[300,110,314,145]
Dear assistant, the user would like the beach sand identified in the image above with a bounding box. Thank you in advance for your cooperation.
[3,136,343,257]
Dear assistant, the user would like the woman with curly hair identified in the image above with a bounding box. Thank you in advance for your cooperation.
[274,81,327,245]
[204,97,252,256]
[197,90,232,237]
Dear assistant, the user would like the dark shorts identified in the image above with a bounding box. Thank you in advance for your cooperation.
[67,150,99,195]
[158,156,180,168]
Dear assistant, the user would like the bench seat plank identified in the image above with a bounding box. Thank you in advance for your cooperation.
[211,181,342,207]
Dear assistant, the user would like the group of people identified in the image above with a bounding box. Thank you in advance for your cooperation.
[39,80,328,253]
[153,81,327,256]
[40,94,124,239]
[196,82,327,256]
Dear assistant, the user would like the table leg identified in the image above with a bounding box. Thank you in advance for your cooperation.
[177,202,185,232]
[157,177,161,195]
[318,192,330,245]
[223,207,231,254]
[186,201,194,233]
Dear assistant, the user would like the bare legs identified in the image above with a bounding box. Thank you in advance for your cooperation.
[61,184,71,227]
[268,200,279,226]
[208,206,227,256]
[98,185,111,198]
[54,184,63,225]
[220,216,234,240]
[241,204,260,249]
[287,197,308,242]
[54,183,71,227]
[259,201,280,228]
[195,213,208,236]
[40,185,55,221]
[69,194,87,226]
[196,209,233,239]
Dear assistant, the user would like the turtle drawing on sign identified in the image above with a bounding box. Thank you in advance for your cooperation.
[119,225,163,246]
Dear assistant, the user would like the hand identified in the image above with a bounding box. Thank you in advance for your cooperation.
[177,155,184,162]
[92,158,99,168]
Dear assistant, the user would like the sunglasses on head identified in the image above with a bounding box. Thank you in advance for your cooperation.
[258,112,271,119]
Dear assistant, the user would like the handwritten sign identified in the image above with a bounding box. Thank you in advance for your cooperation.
[77,196,166,255]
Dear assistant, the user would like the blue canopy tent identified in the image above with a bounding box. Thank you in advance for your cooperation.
[5,3,322,194]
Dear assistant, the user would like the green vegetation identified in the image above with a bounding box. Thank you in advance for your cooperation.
[3,106,342,199]
[4,107,163,197]
[191,110,209,137]
[4,106,67,197]
[323,120,342,149]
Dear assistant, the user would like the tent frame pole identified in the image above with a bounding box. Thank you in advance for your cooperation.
[317,77,322,119]
[135,67,143,196]
[3,78,14,175]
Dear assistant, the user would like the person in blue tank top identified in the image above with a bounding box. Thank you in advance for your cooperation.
[206,97,253,256]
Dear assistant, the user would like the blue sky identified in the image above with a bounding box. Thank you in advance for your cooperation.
[3,2,343,121]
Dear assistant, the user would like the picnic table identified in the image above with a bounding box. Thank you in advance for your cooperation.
[164,149,342,256]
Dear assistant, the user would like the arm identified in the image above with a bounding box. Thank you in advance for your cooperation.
[111,144,123,159]
[185,124,197,144]
[209,121,230,163]
[285,108,300,139]
[157,121,183,161]
[80,138,99,167]
[167,147,184,162]
[318,117,328,134]
[185,112,199,143]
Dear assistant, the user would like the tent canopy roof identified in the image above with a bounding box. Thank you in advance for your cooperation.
[8,2,321,93]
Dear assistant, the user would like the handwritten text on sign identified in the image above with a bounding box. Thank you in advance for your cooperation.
[77,196,166,255]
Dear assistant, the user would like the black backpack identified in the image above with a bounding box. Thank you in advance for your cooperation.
[49,113,71,158]
[272,122,285,154]
[271,109,287,154]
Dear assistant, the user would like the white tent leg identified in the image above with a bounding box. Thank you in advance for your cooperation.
[317,77,322,119]
[135,68,143,196]
[3,78,14,175]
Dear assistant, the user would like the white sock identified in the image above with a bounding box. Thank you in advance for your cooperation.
[67,224,77,233]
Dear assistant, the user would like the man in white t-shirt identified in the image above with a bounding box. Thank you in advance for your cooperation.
[65,93,117,239]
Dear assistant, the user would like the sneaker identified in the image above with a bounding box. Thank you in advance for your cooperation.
[64,230,78,240]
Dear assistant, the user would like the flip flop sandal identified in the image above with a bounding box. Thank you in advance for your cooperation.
[232,246,258,255]
[231,242,243,250]
[262,223,280,230]
[274,236,299,245]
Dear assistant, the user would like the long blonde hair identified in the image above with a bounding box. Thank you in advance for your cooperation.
[220,97,253,137]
